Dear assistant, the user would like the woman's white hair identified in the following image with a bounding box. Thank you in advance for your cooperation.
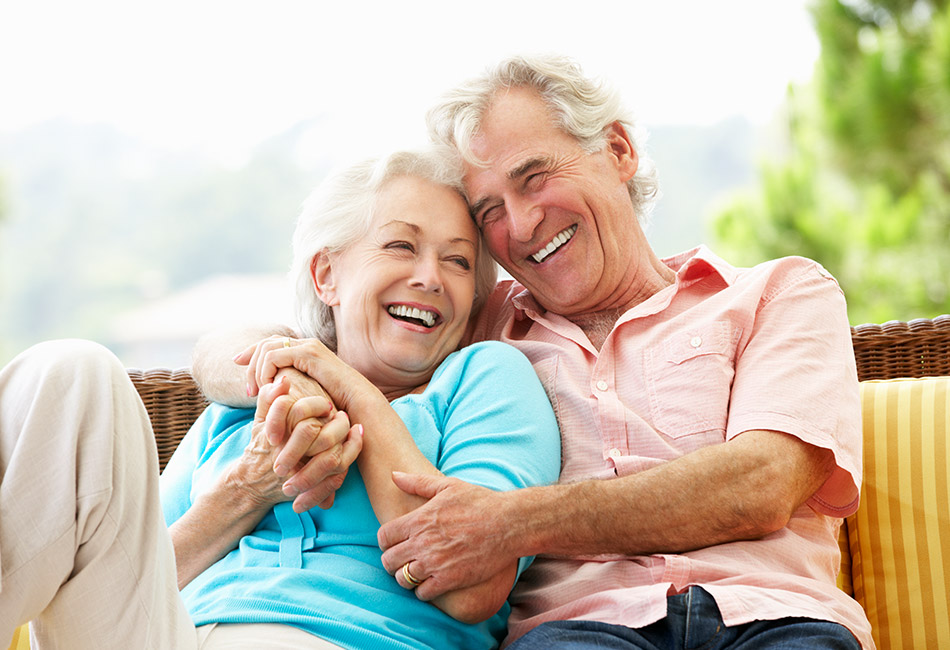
[426,54,660,224]
[291,148,498,351]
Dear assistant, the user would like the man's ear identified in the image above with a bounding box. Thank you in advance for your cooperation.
[311,251,340,307]
[604,121,639,182]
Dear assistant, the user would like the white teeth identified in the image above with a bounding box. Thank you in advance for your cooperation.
[388,305,436,327]
[531,225,578,263]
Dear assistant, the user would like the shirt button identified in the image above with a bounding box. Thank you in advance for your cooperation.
[596,380,609,391]
[608,448,622,459]
[690,336,703,348]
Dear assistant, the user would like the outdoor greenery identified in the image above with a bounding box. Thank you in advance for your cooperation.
[711,0,950,324]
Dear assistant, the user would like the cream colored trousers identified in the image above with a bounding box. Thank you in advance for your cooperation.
[0,340,343,650]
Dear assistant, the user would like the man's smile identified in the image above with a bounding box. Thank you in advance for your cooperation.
[530,224,578,264]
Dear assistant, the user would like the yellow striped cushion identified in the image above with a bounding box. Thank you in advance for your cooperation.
[7,625,29,650]
[850,377,950,649]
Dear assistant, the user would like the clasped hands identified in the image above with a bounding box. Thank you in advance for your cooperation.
[235,336,363,513]
[233,335,517,602]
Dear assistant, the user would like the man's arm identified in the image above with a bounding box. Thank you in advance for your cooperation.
[378,428,835,601]
[192,324,294,407]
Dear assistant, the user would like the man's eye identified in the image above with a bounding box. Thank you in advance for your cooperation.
[526,172,545,189]
[479,206,503,227]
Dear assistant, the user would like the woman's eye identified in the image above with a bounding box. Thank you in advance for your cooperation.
[451,257,472,270]
[386,241,414,252]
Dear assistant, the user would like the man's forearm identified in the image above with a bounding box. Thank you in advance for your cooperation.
[191,324,294,407]
[505,430,834,559]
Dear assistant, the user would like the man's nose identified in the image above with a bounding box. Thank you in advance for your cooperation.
[508,202,544,243]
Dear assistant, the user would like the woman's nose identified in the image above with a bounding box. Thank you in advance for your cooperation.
[409,257,443,293]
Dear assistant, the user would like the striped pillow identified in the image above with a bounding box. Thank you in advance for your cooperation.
[849,377,950,649]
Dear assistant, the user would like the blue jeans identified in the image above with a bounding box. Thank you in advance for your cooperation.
[506,587,860,649]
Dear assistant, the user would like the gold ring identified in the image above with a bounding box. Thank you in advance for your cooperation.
[402,563,423,588]
[282,338,292,348]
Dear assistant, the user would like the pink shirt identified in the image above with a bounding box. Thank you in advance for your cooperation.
[468,247,873,649]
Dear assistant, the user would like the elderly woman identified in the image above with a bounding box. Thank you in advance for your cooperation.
[0,149,560,650]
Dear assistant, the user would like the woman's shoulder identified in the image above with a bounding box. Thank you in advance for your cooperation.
[426,341,537,401]
[441,340,532,373]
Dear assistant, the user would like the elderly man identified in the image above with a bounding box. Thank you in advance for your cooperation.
[196,56,873,649]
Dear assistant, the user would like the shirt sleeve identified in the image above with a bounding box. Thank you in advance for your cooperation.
[434,341,561,492]
[726,259,862,517]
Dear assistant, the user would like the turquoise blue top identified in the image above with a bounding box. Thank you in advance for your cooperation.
[160,341,561,650]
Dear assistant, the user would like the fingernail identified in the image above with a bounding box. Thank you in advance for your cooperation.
[283,481,300,497]
[246,384,252,397]
[233,353,242,362]
[274,463,288,476]
[356,424,364,437]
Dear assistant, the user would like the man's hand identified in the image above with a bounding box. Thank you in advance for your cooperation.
[377,472,519,601]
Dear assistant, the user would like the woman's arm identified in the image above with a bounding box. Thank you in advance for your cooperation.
[251,340,549,623]
[347,380,517,623]
[167,372,359,588]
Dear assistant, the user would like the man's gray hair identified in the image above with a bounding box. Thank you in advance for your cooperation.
[291,149,498,351]
[426,54,660,223]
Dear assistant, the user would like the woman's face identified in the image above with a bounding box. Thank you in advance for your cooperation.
[322,175,478,392]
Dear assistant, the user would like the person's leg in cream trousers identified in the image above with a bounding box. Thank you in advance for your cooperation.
[0,340,197,649]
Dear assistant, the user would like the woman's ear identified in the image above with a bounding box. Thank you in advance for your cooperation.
[311,251,340,307]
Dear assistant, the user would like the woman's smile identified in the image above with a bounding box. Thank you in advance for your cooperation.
[319,174,479,393]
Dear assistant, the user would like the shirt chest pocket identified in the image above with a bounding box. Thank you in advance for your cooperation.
[646,321,741,439]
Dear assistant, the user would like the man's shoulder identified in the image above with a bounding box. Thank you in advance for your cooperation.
[738,255,843,298]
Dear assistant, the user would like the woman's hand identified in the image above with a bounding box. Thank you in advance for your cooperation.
[169,375,349,587]
[229,376,357,511]
[236,337,365,512]
[236,336,376,414]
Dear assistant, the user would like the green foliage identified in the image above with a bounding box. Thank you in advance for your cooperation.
[711,0,950,324]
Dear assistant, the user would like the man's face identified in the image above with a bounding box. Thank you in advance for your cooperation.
[463,87,642,317]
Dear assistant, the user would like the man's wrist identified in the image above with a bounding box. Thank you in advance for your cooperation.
[495,486,548,560]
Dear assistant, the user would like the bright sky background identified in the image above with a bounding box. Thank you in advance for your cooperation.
[1,0,820,167]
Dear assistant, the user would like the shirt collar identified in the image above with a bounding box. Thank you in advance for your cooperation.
[509,245,738,321]
[663,245,738,287]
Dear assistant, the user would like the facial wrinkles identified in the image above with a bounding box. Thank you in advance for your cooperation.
[333,221,474,386]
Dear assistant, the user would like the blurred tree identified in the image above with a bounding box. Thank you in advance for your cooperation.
[711,0,950,324]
